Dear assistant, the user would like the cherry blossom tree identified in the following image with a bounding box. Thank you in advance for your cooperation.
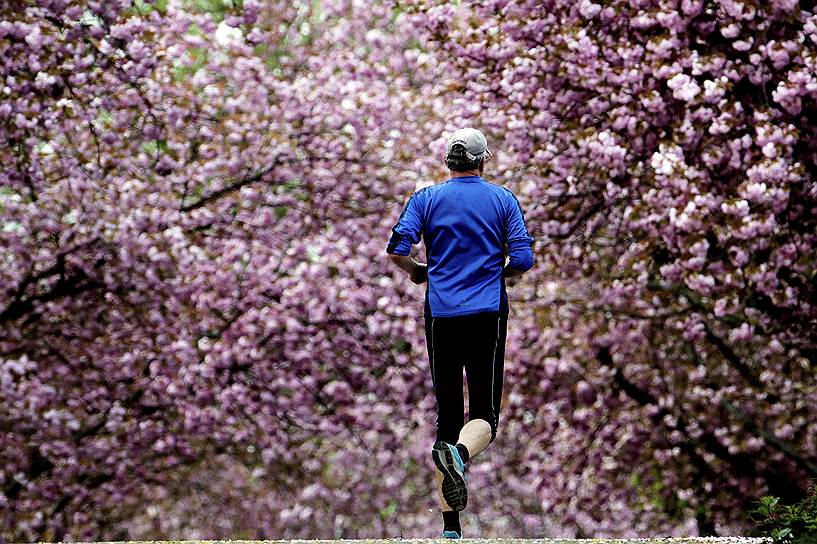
[1,0,459,540]
[404,0,817,536]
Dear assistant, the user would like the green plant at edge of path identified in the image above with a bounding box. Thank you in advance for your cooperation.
[748,480,817,544]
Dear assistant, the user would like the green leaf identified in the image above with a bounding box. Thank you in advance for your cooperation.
[172,45,208,82]
[392,339,410,353]
[132,0,168,14]
[773,527,792,540]
[191,0,233,21]
[379,501,397,519]
[142,139,167,155]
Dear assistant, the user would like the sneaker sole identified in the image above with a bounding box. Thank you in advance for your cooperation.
[432,441,467,511]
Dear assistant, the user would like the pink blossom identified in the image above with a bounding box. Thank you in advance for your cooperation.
[667,73,701,101]
[578,1,602,19]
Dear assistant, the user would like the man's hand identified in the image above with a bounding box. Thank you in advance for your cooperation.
[388,253,428,284]
[502,266,525,278]
[410,263,428,284]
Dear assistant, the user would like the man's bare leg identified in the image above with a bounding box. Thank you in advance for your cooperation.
[456,419,491,460]
[433,420,491,516]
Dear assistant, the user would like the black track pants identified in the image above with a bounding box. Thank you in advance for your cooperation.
[424,310,508,445]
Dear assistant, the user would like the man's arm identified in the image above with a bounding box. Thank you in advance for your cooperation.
[388,254,427,284]
[503,193,535,276]
[502,244,527,278]
[389,254,419,274]
[386,189,428,284]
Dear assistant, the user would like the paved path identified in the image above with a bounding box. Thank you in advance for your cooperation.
[78,538,773,544]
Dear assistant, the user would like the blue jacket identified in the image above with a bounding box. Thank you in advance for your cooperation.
[386,175,534,317]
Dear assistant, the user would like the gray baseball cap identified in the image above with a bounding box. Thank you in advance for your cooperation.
[445,127,493,162]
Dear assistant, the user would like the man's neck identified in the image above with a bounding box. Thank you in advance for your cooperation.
[450,170,482,178]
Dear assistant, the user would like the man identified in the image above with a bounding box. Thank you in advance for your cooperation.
[385,127,535,539]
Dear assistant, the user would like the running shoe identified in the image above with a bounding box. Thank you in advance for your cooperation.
[441,529,463,539]
[432,441,467,511]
